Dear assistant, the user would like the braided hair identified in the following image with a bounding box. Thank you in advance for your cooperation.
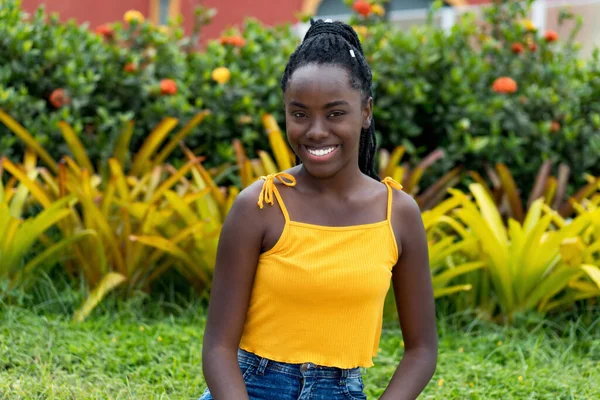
[281,19,379,181]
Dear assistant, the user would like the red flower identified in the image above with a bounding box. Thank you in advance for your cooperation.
[49,88,70,108]
[544,30,559,43]
[529,41,537,52]
[95,24,114,40]
[492,77,518,94]
[124,63,138,73]
[159,79,177,95]
[220,35,246,47]
[511,43,524,54]
[353,1,372,17]
[550,121,561,132]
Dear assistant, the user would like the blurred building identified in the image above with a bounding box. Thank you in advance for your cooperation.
[19,0,600,56]
[20,1,486,39]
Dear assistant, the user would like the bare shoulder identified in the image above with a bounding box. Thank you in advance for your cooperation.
[227,178,274,223]
[231,179,265,211]
[390,188,421,220]
[389,188,424,257]
[226,176,287,228]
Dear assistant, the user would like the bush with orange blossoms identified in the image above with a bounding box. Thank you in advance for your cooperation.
[1,0,599,197]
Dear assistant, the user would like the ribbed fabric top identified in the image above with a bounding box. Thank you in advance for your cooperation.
[239,172,403,369]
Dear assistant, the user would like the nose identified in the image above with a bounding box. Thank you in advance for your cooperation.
[306,118,328,141]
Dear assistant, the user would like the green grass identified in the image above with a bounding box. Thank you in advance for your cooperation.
[0,290,599,399]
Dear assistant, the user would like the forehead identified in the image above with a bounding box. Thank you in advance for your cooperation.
[285,64,359,103]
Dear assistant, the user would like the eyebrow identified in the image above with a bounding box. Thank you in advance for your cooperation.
[289,100,350,109]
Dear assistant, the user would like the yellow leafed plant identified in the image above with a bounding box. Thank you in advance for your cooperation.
[378,146,463,210]
[423,195,486,299]
[234,114,296,187]
[0,109,232,321]
[0,153,92,291]
[383,195,486,320]
[444,183,600,322]
[542,184,600,310]
[470,161,600,221]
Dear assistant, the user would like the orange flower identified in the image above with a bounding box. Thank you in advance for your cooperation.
[492,77,518,94]
[220,35,246,47]
[159,79,177,95]
[544,30,559,43]
[124,63,138,73]
[353,1,372,17]
[231,36,246,47]
[95,24,113,40]
[550,121,561,132]
[49,88,70,108]
[511,43,524,54]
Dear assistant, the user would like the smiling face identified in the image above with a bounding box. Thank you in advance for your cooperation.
[283,64,372,179]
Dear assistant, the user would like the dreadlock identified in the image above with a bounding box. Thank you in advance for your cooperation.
[281,19,379,181]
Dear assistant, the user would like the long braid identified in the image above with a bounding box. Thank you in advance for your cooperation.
[282,19,379,181]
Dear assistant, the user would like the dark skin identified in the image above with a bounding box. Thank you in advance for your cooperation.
[202,64,437,399]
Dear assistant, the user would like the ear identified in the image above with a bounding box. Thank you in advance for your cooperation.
[362,97,373,130]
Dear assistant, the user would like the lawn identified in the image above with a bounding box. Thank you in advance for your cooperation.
[0,293,598,399]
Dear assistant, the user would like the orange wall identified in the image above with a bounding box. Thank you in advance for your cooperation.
[22,0,150,28]
[20,0,493,42]
[181,0,304,40]
[21,0,304,40]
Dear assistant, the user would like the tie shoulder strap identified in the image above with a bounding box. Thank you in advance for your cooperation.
[381,177,403,220]
[257,172,296,221]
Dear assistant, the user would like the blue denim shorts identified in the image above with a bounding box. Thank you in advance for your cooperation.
[198,348,367,400]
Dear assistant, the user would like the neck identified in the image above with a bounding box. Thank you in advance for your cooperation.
[298,161,366,195]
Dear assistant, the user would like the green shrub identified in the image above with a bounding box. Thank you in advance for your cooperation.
[357,0,600,192]
[2,0,600,195]
[184,20,298,164]
[0,0,195,166]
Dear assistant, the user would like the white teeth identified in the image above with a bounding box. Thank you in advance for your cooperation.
[307,146,336,156]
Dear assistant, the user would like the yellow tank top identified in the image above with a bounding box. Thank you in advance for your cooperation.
[239,172,403,369]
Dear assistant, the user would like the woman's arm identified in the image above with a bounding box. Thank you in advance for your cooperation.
[380,192,438,400]
[201,183,267,399]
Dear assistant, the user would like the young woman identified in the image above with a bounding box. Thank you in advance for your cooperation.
[200,19,437,400]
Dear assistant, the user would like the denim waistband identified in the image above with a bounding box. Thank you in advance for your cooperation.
[237,348,363,379]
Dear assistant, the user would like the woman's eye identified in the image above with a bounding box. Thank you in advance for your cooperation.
[293,112,306,118]
[328,111,344,118]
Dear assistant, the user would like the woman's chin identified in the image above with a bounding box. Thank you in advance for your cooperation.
[300,161,346,180]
